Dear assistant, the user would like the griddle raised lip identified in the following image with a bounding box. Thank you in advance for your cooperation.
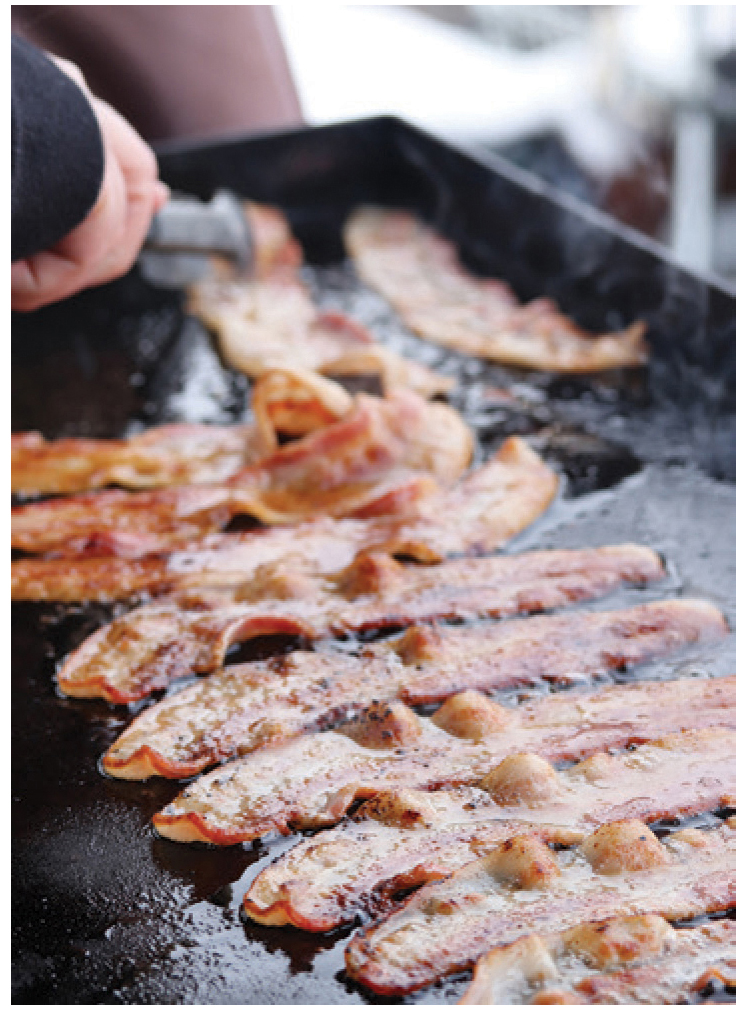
[152,114,736,300]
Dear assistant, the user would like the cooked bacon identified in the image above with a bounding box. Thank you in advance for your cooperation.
[10,368,362,498]
[151,676,735,845]
[344,207,648,373]
[345,820,736,995]
[10,426,260,497]
[12,436,557,599]
[11,484,240,558]
[370,433,559,562]
[192,271,359,380]
[244,791,583,932]
[243,727,735,930]
[460,915,736,1005]
[249,368,353,447]
[10,388,473,555]
[189,201,452,399]
[103,597,725,777]
[11,522,363,602]
[229,389,473,523]
[58,544,667,703]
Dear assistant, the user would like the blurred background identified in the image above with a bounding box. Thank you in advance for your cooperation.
[13,4,736,282]
[275,4,736,283]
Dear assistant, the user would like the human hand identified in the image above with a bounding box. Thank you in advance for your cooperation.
[11,58,170,312]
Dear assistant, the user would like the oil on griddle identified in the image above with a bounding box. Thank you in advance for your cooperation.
[12,228,734,1005]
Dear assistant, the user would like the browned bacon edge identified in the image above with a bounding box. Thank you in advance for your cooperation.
[10,388,473,556]
[57,544,668,703]
[458,915,736,1005]
[11,524,356,602]
[11,368,359,498]
[11,435,557,598]
[344,819,736,995]
[102,599,727,778]
[241,727,735,931]
[150,676,735,846]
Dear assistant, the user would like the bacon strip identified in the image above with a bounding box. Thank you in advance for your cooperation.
[11,523,366,602]
[372,433,559,563]
[460,915,736,1005]
[237,201,306,278]
[344,207,648,373]
[248,367,354,447]
[103,598,725,777]
[11,425,262,497]
[151,676,735,845]
[10,388,473,555]
[11,436,557,599]
[345,820,736,995]
[242,727,735,930]
[11,368,360,498]
[189,202,452,400]
[58,544,667,703]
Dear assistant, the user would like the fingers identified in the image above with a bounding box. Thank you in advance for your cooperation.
[11,152,127,311]
[12,70,170,312]
[76,99,169,290]
[11,254,83,312]
[50,54,90,94]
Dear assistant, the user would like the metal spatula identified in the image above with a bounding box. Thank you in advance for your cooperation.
[138,189,254,288]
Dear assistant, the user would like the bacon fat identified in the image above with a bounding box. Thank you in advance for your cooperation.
[58,544,668,702]
[243,727,735,930]
[344,820,736,994]
[151,676,735,845]
[102,598,725,777]
[459,915,736,1005]
[10,388,473,555]
[12,436,557,599]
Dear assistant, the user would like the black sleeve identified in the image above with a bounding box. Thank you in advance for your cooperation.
[11,35,105,262]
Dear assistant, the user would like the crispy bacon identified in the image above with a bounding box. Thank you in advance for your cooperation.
[344,207,648,373]
[102,598,725,777]
[460,915,736,1005]
[189,202,453,401]
[58,544,668,703]
[243,727,735,930]
[10,388,473,555]
[11,436,557,599]
[151,676,735,845]
[345,820,736,995]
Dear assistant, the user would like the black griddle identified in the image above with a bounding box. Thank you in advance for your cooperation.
[12,117,735,1005]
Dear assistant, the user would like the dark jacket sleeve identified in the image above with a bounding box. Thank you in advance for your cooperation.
[11,36,105,261]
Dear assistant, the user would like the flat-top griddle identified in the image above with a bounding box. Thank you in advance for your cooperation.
[12,117,735,1005]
